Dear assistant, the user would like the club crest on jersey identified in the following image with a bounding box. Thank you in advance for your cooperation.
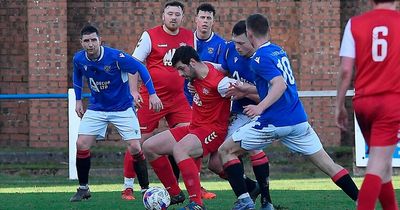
[119,53,125,58]
[207,47,214,54]
[202,88,209,95]
[104,65,111,72]
[254,57,260,64]
[179,42,187,47]
[84,65,88,71]
[234,57,238,63]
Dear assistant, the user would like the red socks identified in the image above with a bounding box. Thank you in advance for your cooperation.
[379,181,399,210]
[357,174,382,210]
[123,149,136,178]
[150,156,181,196]
[178,158,203,206]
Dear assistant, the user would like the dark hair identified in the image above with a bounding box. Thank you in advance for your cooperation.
[164,1,185,13]
[196,3,216,16]
[373,0,395,3]
[172,46,201,67]
[232,20,246,36]
[246,13,270,37]
[80,25,99,38]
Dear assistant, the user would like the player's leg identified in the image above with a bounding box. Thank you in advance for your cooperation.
[142,128,185,205]
[173,134,204,208]
[354,96,399,210]
[249,150,274,209]
[121,149,136,200]
[165,99,191,181]
[70,110,107,202]
[282,122,359,201]
[359,145,398,210]
[307,148,359,201]
[111,107,148,195]
[121,99,164,196]
[219,138,255,210]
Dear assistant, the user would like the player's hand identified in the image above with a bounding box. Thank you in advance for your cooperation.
[243,104,263,118]
[75,100,85,118]
[225,81,246,100]
[131,91,143,109]
[187,82,196,95]
[149,94,163,112]
[335,105,348,131]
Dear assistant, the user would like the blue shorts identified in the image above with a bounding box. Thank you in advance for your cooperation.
[78,107,141,140]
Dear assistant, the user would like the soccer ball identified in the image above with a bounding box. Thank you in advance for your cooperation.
[142,187,171,210]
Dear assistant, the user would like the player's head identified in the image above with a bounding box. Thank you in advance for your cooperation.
[246,13,270,45]
[231,20,254,58]
[162,1,185,32]
[80,25,101,58]
[195,3,216,35]
[172,46,201,80]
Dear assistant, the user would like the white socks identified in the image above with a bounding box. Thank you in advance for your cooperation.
[123,177,135,189]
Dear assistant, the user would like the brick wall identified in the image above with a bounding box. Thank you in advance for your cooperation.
[0,1,29,146]
[0,0,377,147]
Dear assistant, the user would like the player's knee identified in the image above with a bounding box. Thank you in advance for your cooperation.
[127,141,141,155]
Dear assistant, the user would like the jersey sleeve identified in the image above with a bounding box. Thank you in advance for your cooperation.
[217,76,238,97]
[339,19,355,58]
[132,31,151,62]
[253,54,281,82]
[220,42,229,70]
[116,52,156,95]
[72,55,83,100]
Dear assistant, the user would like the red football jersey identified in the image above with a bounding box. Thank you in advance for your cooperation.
[350,9,400,98]
[139,26,194,101]
[190,63,231,131]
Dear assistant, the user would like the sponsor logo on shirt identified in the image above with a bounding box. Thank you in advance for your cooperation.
[193,93,202,107]
[179,42,187,47]
[163,49,176,66]
[158,44,168,48]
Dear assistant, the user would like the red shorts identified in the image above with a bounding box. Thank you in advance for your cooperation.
[353,94,400,146]
[170,125,227,156]
[138,93,191,134]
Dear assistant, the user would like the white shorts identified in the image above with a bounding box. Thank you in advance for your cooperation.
[226,113,253,139]
[232,121,322,155]
[78,107,141,140]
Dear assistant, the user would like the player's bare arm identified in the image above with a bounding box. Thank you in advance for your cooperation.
[335,56,354,131]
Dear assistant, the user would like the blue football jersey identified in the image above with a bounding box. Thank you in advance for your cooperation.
[185,32,226,104]
[251,42,307,127]
[221,41,257,114]
[73,46,155,111]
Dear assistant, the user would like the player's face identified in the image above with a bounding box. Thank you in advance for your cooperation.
[162,6,184,32]
[195,10,214,34]
[80,32,101,59]
[175,61,195,80]
[232,33,254,57]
